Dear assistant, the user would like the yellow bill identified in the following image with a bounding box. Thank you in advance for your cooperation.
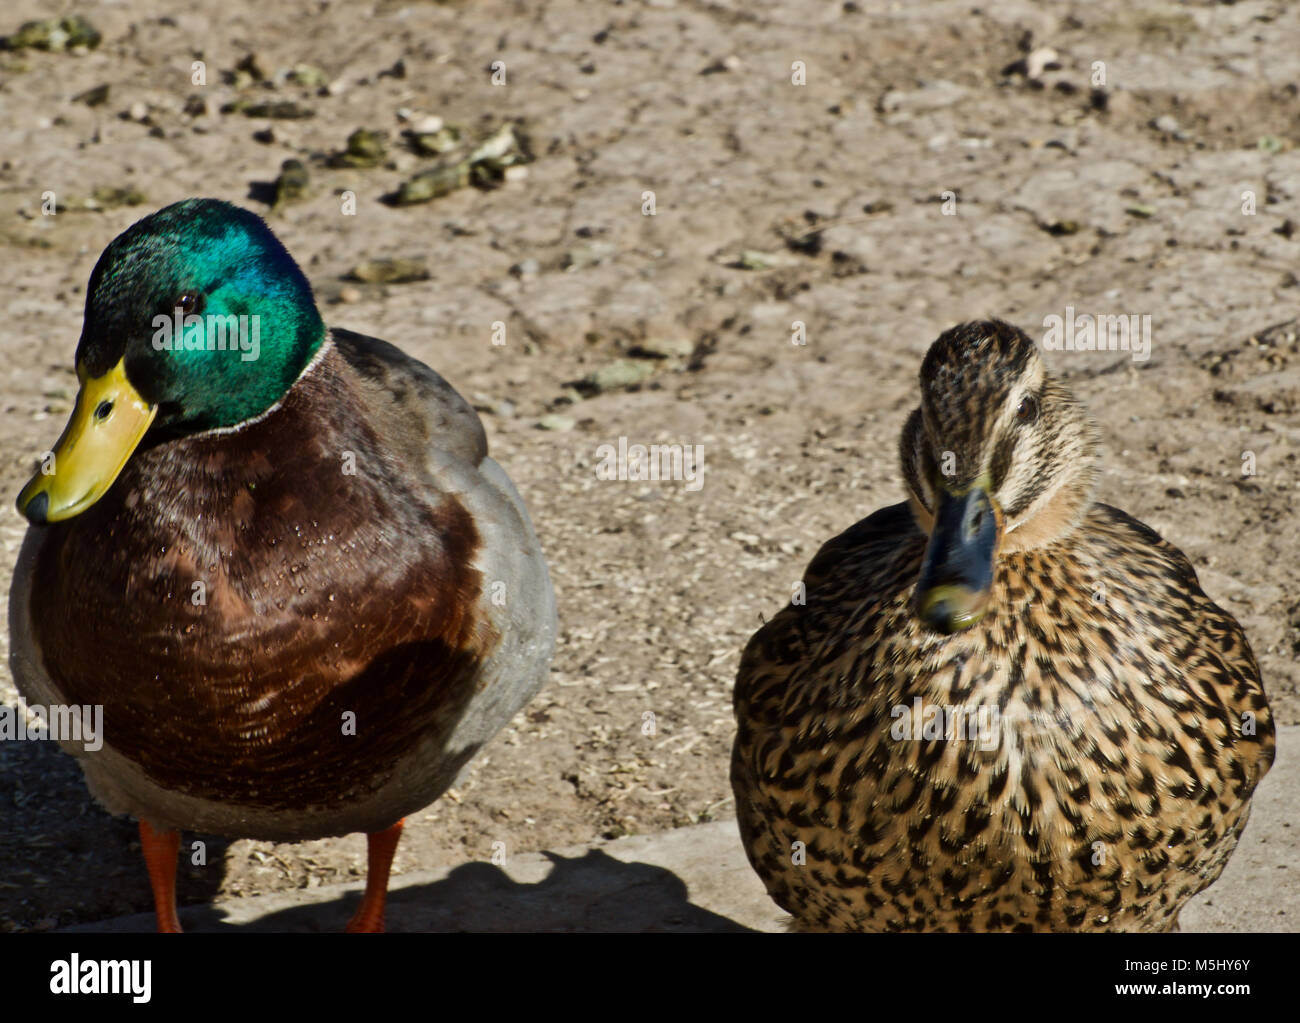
[17,358,157,523]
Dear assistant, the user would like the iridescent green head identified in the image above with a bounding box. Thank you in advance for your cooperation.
[17,198,325,523]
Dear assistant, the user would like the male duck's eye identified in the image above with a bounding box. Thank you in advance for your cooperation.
[174,292,201,314]
[1015,395,1039,424]
[94,400,113,421]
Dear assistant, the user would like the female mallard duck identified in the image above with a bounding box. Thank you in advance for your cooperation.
[9,198,556,932]
[731,320,1275,932]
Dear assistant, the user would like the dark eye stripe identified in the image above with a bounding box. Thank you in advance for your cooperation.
[1003,474,1050,518]
[989,433,1017,491]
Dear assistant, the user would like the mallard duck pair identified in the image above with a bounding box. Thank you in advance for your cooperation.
[731,320,1275,931]
[9,202,1274,935]
[10,199,556,932]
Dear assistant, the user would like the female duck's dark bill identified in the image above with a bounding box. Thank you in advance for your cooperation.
[16,358,157,524]
[914,480,999,634]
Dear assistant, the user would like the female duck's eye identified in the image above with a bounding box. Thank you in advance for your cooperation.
[1016,395,1039,424]
[94,400,113,421]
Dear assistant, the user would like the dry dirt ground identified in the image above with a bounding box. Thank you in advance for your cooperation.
[0,0,1297,931]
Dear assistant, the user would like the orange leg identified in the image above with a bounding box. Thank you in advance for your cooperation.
[139,820,182,933]
[346,819,404,933]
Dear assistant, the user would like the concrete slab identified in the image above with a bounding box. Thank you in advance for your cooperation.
[68,727,1297,933]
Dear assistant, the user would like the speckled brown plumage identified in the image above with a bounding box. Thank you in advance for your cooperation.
[731,320,1275,932]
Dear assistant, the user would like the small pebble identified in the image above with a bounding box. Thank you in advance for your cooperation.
[573,358,654,394]
[631,338,693,359]
[1025,47,1059,79]
[348,257,429,284]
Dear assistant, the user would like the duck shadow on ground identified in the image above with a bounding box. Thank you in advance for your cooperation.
[86,849,754,933]
[0,737,235,929]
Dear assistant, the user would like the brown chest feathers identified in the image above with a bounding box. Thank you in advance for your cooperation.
[30,350,493,810]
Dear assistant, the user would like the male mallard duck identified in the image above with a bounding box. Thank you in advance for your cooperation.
[9,198,556,932]
[731,320,1275,932]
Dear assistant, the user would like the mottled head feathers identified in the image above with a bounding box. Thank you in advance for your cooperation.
[901,320,1099,550]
